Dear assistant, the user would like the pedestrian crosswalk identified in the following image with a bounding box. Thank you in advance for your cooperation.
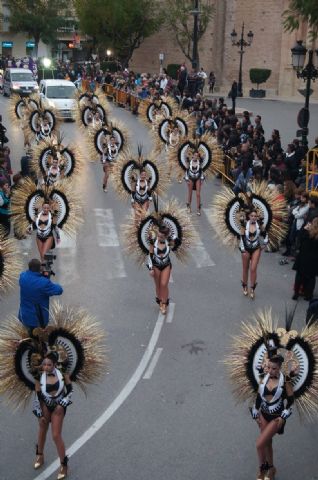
[15,207,219,283]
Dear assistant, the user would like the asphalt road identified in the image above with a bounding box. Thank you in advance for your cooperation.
[0,94,317,480]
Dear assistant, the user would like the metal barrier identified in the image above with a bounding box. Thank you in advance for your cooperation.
[306,147,318,196]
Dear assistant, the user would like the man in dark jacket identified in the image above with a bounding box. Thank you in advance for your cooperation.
[18,258,63,334]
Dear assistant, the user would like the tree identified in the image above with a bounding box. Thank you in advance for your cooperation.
[75,0,164,67]
[164,0,215,67]
[249,68,272,90]
[283,0,318,40]
[7,0,71,57]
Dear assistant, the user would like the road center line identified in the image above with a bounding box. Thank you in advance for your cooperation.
[166,302,175,323]
[143,347,163,380]
[33,309,166,480]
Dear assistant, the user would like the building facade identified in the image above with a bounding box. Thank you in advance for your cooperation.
[0,1,89,62]
[130,0,318,99]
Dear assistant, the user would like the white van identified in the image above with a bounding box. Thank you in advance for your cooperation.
[39,79,77,120]
[3,68,39,96]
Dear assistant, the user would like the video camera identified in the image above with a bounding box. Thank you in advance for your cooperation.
[41,251,56,278]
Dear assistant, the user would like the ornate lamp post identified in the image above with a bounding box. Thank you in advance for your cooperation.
[291,40,318,148]
[230,23,254,97]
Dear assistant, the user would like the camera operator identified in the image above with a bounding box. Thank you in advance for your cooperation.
[18,258,63,336]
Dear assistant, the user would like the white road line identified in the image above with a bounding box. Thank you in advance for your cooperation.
[166,302,175,323]
[94,208,120,246]
[169,273,174,283]
[32,309,166,480]
[143,347,163,380]
[203,208,215,230]
[191,237,215,267]
[94,208,127,278]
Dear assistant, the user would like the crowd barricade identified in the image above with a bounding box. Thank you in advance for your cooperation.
[104,83,115,100]
[306,147,318,196]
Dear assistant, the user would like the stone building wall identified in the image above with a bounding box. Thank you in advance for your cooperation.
[130,0,318,99]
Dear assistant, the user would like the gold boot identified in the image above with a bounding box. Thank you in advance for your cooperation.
[34,445,44,470]
[241,281,248,296]
[250,283,257,300]
[160,302,167,315]
[264,465,276,480]
[57,456,68,480]
[257,463,268,480]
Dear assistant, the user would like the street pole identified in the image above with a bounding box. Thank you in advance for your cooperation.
[291,41,318,149]
[302,50,313,148]
[237,23,245,97]
[231,23,253,98]
[192,0,199,70]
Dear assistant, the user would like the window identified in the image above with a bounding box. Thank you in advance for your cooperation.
[46,85,76,99]
[11,72,34,82]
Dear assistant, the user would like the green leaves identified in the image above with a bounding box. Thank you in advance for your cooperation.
[7,0,72,52]
[164,0,214,63]
[283,0,318,40]
[75,0,164,66]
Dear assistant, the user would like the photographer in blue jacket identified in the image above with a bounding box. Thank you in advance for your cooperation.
[18,258,63,335]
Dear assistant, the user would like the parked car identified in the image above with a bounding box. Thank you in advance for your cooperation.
[3,68,39,97]
[39,79,77,120]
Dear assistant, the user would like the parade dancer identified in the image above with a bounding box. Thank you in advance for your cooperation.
[11,177,82,261]
[239,208,268,299]
[170,134,215,215]
[211,181,287,298]
[123,198,197,314]
[0,303,107,480]
[26,202,60,261]
[101,135,119,192]
[32,134,83,186]
[225,308,318,480]
[33,352,72,479]
[112,145,169,216]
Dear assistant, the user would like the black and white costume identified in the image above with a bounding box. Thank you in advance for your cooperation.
[239,220,268,253]
[29,211,60,245]
[44,166,61,186]
[147,237,173,271]
[36,123,52,143]
[132,177,152,206]
[185,158,205,186]
[251,372,294,432]
[101,142,119,164]
[33,368,73,416]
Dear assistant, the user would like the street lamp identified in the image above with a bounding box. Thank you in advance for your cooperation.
[230,23,254,97]
[159,52,164,74]
[291,40,318,148]
[42,57,52,69]
[41,57,52,80]
[106,49,112,59]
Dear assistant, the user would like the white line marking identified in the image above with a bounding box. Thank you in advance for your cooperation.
[191,236,215,267]
[93,208,127,277]
[102,248,127,279]
[203,208,214,229]
[32,310,166,480]
[166,302,175,324]
[169,274,174,283]
[143,347,163,379]
[94,208,120,246]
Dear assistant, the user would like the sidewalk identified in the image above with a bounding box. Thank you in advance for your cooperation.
[206,91,318,105]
